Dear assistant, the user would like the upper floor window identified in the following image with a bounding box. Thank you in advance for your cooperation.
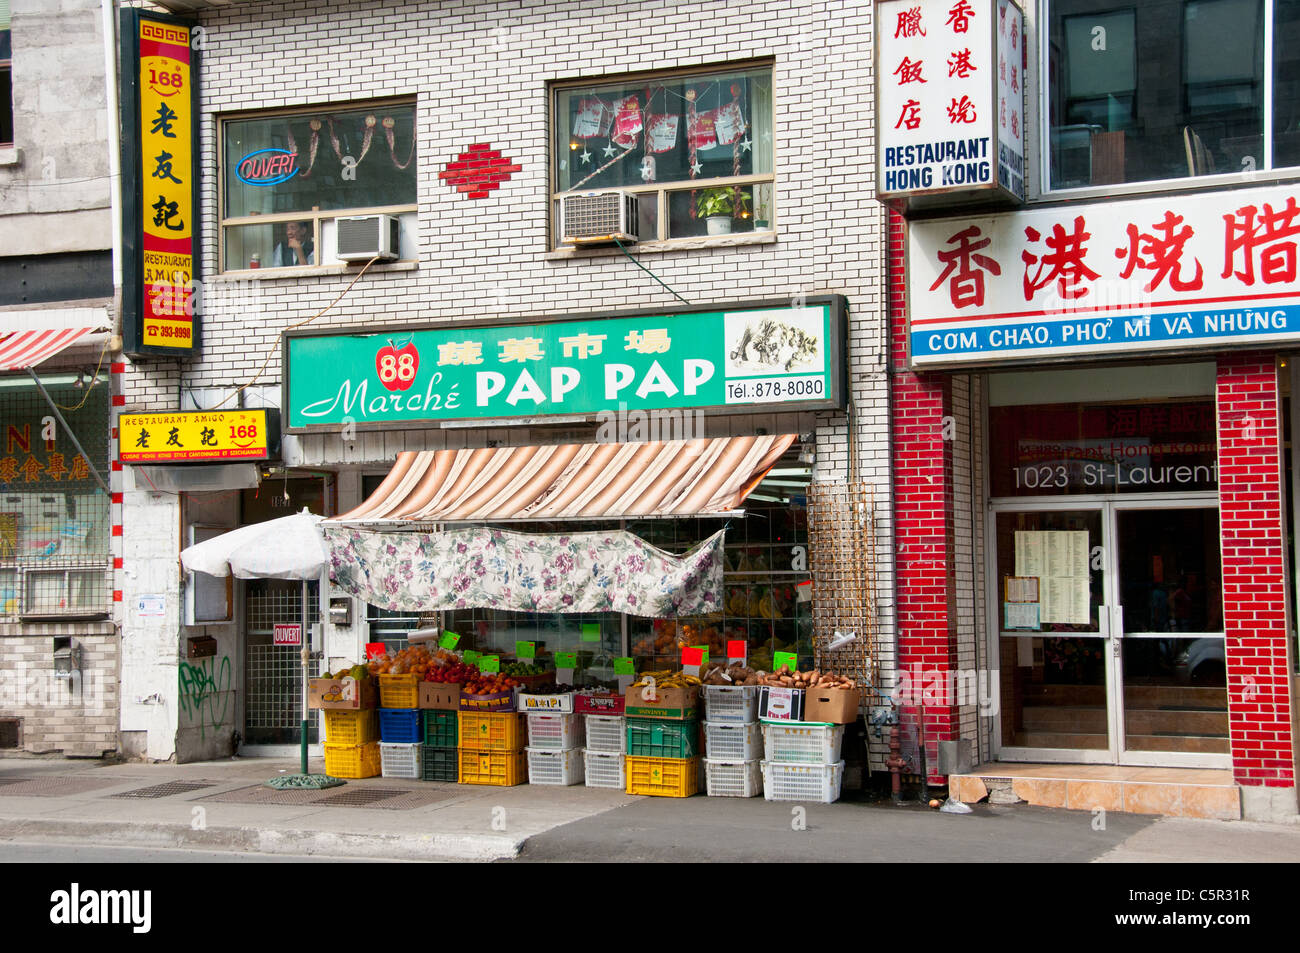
[1,15,13,147]
[1047,0,1300,190]
[219,101,416,271]
[551,64,774,247]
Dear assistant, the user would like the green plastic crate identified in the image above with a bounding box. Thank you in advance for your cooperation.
[626,717,699,759]
[420,744,458,781]
[422,709,459,748]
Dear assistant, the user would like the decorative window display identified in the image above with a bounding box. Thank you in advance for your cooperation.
[552,64,774,243]
[220,101,416,271]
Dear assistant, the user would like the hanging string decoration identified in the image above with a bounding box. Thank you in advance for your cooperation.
[357,114,377,164]
[383,116,417,169]
[288,119,322,178]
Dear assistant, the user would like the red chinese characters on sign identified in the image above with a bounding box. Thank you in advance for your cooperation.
[946,0,975,32]
[896,99,922,130]
[930,225,1003,309]
[1222,197,1300,285]
[1022,217,1101,300]
[948,48,976,78]
[948,95,977,124]
[895,6,926,37]
[894,56,927,84]
[1116,210,1205,293]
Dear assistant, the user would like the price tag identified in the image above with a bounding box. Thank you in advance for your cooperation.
[613,657,635,675]
[464,650,481,665]
[516,641,536,659]
[480,656,500,673]
[581,623,601,643]
[774,651,798,672]
[727,640,747,664]
[365,642,386,661]
[691,645,710,666]
[439,632,461,649]
[555,653,577,669]
[681,646,704,667]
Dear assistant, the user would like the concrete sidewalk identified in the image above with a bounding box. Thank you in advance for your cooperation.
[0,755,636,861]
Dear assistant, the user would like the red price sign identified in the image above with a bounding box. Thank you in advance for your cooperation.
[273,623,301,646]
[727,640,747,660]
[365,642,387,661]
[681,646,704,667]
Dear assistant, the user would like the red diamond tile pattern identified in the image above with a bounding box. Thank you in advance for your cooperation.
[438,142,522,199]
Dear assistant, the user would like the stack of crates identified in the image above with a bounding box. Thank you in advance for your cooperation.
[625,714,700,797]
[322,708,381,779]
[378,674,424,779]
[702,684,762,797]
[582,712,626,789]
[458,711,526,786]
[526,711,585,785]
[760,720,846,804]
[420,709,459,781]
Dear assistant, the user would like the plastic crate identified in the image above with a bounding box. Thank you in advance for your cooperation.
[458,748,526,786]
[704,759,763,798]
[379,673,419,709]
[526,747,585,786]
[702,684,759,724]
[626,756,699,798]
[421,709,459,748]
[626,717,699,759]
[583,714,626,754]
[380,742,423,779]
[761,722,845,764]
[761,759,845,803]
[323,741,381,779]
[704,722,763,762]
[378,708,423,743]
[458,711,526,752]
[420,744,458,782]
[526,712,584,750]
[323,709,378,745]
[583,750,626,789]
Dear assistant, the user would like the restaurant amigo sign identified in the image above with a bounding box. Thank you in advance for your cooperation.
[876,0,1025,204]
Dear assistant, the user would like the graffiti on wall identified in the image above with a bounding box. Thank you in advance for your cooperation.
[178,655,232,740]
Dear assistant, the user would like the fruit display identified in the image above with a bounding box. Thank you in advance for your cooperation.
[423,660,479,684]
[367,645,463,677]
[461,673,522,696]
[629,669,703,690]
[724,584,795,620]
[501,661,548,677]
[323,664,370,681]
[519,681,576,694]
[756,666,857,690]
[701,661,761,686]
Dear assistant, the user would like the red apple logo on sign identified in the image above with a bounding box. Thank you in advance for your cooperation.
[376,335,419,391]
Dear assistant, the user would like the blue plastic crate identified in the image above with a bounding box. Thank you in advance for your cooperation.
[378,708,423,743]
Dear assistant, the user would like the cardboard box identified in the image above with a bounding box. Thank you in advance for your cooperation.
[803,687,861,724]
[574,691,625,715]
[309,676,377,710]
[758,685,805,721]
[518,691,574,713]
[623,683,700,720]
[419,682,461,710]
[460,689,514,712]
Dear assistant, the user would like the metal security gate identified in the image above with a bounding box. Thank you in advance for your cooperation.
[244,579,320,746]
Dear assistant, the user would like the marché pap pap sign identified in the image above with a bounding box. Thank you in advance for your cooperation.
[283,297,846,432]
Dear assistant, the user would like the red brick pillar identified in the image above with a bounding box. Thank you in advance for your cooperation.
[1216,353,1295,791]
[889,211,958,781]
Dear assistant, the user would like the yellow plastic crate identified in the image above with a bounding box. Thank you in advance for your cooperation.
[379,674,419,709]
[626,756,700,798]
[458,711,526,752]
[324,741,381,779]
[458,748,526,786]
[323,709,379,745]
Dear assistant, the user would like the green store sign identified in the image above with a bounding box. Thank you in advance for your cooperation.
[283,297,846,431]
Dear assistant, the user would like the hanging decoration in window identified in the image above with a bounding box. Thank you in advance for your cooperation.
[286,113,416,178]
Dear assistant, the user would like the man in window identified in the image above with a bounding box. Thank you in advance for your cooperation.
[272,221,314,267]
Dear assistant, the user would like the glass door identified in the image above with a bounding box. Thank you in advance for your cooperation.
[993,506,1115,763]
[1113,503,1230,767]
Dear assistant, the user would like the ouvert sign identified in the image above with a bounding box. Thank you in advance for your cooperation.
[282,298,846,432]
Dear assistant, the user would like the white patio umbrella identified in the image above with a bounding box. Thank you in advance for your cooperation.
[180,508,332,783]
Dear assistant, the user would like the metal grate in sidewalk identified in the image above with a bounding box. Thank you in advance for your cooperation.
[110,780,218,799]
[0,776,130,797]
[201,782,458,811]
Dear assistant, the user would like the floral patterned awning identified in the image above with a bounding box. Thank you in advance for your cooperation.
[323,525,725,617]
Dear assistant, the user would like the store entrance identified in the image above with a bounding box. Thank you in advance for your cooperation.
[993,500,1229,768]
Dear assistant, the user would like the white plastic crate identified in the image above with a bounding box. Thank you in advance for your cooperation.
[761,760,844,803]
[583,749,626,789]
[379,742,423,779]
[704,759,762,797]
[762,722,845,764]
[527,747,585,786]
[704,721,763,761]
[526,712,584,750]
[583,714,626,754]
[702,684,758,724]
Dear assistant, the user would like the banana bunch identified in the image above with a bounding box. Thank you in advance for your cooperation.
[631,669,703,689]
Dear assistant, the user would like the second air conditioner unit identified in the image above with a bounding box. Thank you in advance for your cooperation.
[337,214,401,261]
[560,191,639,245]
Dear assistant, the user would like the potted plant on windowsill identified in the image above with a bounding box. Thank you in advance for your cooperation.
[696,186,750,235]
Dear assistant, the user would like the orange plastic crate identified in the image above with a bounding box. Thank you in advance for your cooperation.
[324,742,381,779]
[458,749,526,786]
[458,711,526,752]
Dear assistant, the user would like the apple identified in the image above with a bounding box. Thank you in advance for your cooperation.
[376,335,420,392]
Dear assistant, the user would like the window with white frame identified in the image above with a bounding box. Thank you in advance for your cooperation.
[551,64,774,246]
[220,101,416,271]
[1046,0,1300,191]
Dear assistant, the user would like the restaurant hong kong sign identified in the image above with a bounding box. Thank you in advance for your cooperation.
[908,184,1300,367]
[283,298,846,431]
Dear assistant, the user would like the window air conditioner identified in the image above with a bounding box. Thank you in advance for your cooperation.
[337,214,401,262]
[560,191,639,245]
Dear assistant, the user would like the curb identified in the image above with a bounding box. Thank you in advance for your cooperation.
[0,817,524,862]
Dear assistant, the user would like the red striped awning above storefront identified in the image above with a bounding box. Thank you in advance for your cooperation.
[0,327,101,371]
[332,433,799,523]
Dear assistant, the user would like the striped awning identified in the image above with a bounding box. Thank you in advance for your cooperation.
[0,327,102,371]
[332,433,798,523]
